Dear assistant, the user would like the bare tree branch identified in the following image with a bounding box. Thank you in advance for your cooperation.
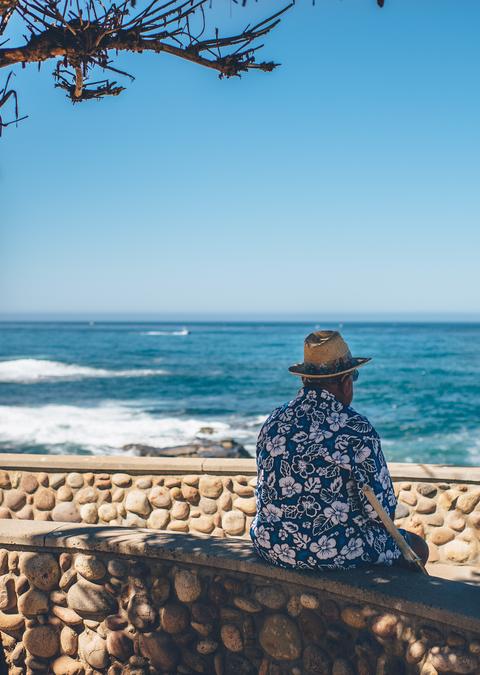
[0,0,386,131]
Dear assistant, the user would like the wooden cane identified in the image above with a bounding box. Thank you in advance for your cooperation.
[361,485,429,576]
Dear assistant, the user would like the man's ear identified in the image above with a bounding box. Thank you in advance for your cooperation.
[341,375,353,401]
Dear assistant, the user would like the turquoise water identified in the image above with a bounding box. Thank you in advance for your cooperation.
[0,322,479,465]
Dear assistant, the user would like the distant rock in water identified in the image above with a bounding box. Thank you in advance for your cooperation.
[123,438,251,459]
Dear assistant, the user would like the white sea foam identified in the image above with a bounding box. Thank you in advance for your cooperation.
[140,329,189,336]
[0,359,168,384]
[0,403,237,454]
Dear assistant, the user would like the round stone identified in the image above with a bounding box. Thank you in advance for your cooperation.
[75,487,98,504]
[74,555,106,582]
[95,503,116,523]
[394,503,409,519]
[18,588,49,616]
[233,481,255,497]
[57,486,73,502]
[125,490,151,517]
[66,473,84,489]
[107,559,128,578]
[53,605,83,627]
[406,640,427,663]
[128,596,157,631]
[67,578,117,618]
[417,483,438,497]
[190,515,215,534]
[415,498,436,515]
[199,497,217,514]
[24,625,60,658]
[138,632,179,671]
[457,492,480,514]
[160,602,190,634]
[444,540,474,563]
[147,509,170,530]
[300,593,320,610]
[60,626,78,656]
[79,504,98,524]
[199,476,223,499]
[181,485,200,504]
[218,492,233,511]
[124,513,146,527]
[79,630,108,669]
[0,471,11,488]
[136,478,152,489]
[221,624,243,652]
[148,486,172,509]
[255,586,287,610]
[0,574,16,611]
[52,502,81,523]
[259,614,302,661]
[5,489,27,512]
[446,514,466,532]
[20,552,60,591]
[233,597,261,613]
[171,501,190,520]
[49,473,67,489]
[112,473,131,487]
[371,613,398,638]
[33,488,56,511]
[222,510,246,536]
[165,477,181,488]
[183,475,200,487]
[167,519,189,532]
[0,611,24,631]
[52,655,84,675]
[174,569,202,602]
[430,528,455,546]
[197,639,218,655]
[106,630,133,661]
[399,490,417,506]
[233,497,256,516]
[20,474,39,494]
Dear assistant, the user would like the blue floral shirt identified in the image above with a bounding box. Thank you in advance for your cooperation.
[250,387,402,570]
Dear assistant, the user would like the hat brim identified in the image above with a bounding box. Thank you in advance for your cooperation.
[288,357,371,378]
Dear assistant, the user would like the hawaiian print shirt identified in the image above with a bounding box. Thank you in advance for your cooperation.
[250,386,402,570]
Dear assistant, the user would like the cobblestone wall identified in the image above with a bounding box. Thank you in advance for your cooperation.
[0,540,479,675]
[0,462,479,564]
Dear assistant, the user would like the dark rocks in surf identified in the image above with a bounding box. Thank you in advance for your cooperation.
[123,438,251,459]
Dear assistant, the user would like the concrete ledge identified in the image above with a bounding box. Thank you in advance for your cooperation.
[1,519,479,635]
[1,453,480,483]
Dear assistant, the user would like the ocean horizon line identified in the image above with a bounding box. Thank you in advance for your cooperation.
[1,313,480,324]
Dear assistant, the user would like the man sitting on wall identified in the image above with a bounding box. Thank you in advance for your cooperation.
[250,330,428,571]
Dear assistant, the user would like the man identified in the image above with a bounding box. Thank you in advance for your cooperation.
[251,330,428,571]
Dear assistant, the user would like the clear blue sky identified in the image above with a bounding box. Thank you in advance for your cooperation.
[1,0,479,319]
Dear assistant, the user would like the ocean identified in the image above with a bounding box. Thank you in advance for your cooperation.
[0,322,479,465]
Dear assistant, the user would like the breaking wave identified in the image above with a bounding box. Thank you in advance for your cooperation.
[0,359,168,384]
[140,329,190,336]
[0,403,257,455]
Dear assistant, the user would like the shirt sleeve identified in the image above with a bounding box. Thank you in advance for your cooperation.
[351,428,397,524]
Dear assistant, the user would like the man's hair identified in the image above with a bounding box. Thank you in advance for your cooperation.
[301,375,343,388]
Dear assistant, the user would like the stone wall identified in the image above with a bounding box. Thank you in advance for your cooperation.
[0,521,480,675]
[0,455,479,565]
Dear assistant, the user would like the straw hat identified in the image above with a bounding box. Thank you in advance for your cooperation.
[288,330,371,378]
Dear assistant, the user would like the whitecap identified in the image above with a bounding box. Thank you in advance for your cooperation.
[0,359,168,384]
[140,329,189,336]
[0,404,236,455]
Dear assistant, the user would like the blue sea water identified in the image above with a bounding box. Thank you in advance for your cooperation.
[0,322,479,465]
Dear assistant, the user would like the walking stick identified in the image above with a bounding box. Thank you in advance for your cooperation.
[361,485,429,576]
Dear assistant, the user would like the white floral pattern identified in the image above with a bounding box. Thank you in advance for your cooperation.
[251,387,402,570]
